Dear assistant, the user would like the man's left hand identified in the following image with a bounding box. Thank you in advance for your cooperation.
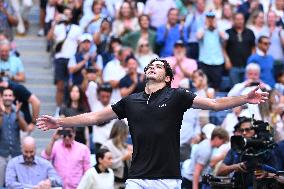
[246,86,269,104]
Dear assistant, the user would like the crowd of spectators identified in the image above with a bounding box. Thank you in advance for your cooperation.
[1,0,284,188]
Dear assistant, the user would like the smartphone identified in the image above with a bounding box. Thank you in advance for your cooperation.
[250,81,260,86]
[86,67,97,73]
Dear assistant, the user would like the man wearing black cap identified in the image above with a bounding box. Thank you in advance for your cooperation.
[37,58,268,188]
[165,40,197,88]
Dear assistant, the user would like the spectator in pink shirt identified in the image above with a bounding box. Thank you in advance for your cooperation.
[166,40,198,88]
[41,127,91,189]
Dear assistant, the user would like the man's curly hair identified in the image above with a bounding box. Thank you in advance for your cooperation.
[144,58,174,87]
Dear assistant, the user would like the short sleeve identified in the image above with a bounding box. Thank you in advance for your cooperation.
[176,88,196,111]
[196,142,211,165]
[223,149,235,165]
[111,98,127,120]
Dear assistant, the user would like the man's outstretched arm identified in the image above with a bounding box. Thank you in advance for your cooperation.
[192,86,268,111]
[37,106,118,131]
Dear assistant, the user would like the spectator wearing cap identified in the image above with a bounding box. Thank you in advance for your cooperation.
[197,11,227,90]
[165,40,197,88]
[183,0,206,60]
[47,7,82,112]
[247,36,275,88]
[0,40,25,82]
[119,55,145,97]
[68,33,103,86]
[122,14,156,52]
[144,0,176,29]
[42,127,91,189]
[224,12,256,86]
[156,8,186,57]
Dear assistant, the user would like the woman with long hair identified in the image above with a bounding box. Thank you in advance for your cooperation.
[247,11,269,42]
[60,85,90,147]
[112,1,139,37]
[102,120,132,189]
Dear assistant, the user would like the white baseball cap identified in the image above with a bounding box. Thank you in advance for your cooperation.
[79,33,93,43]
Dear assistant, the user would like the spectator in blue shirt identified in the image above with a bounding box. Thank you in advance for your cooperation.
[5,136,62,189]
[247,36,275,88]
[156,8,186,57]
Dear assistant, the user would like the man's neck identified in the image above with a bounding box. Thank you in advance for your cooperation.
[98,164,107,172]
[145,81,166,94]
[4,106,12,113]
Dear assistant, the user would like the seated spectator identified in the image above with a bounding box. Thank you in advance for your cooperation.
[80,0,106,35]
[190,69,215,98]
[228,63,270,120]
[247,11,269,42]
[143,0,176,29]
[112,1,139,37]
[135,38,158,70]
[197,11,227,90]
[100,36,122,67]
[119,55,145,97]
[102,120,132,189]
[5,136,62,189]
[156,8,184,57]
[122,14,156,52]
[77,148,114,189]
[247,36,275,88]
[0,88,27,187]
[166,40,197,88]
[60,85,90,147]
[42,127,91,189]
[0,0,18,41]
[68,33,103,86]
[0,40,25,82]
[181,127,229,189]
[275,70,284,95]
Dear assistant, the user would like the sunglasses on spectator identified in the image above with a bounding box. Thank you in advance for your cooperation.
[261,41,271,46]
[240,127,253,133]
[140,43,149,47]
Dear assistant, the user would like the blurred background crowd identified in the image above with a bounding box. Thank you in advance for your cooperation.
[1,0,284,188]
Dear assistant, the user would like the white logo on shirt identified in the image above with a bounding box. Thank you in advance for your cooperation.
[158,104,167,108]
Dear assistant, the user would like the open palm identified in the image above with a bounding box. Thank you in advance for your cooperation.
[246,86,269,104]
[36,115,59,131]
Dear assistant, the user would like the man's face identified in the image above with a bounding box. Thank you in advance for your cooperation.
[80,41,91,52]
[145,61,169,84]
[212,137,226,148]
[127,59,138,74]
[98,91,111,106]
[258,38,271,53]
[2,89,14,107]
[207,17,215,28]
[196,0,205,12]
[246,69,260,81]
[62,128,75,148]
[22,144,36,165]
[233,14,245,29]
[240,122,255,138]
[99,152,113,169]
[0,45,10,61]
[168,9,179,25]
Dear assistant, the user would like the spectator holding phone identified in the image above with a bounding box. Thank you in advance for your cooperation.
[228,63,270,120]
[41,127,91,189]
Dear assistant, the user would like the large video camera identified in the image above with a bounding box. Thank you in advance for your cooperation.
[230,119,275,171]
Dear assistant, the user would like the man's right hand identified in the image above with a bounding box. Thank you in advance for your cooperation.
[36,115,60,131]
[234,162,247,172]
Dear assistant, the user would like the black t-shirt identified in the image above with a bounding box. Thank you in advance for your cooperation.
[226,28,255,68]
[9,81,32,123]
[111,87,196,179]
